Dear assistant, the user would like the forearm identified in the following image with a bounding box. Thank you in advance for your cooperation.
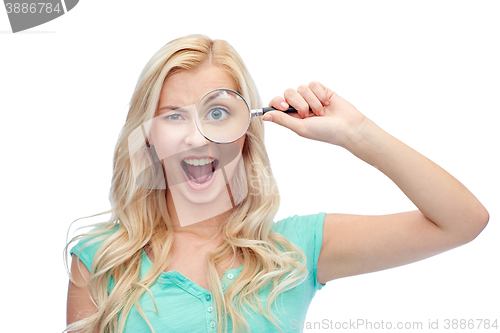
[343,117,489,239]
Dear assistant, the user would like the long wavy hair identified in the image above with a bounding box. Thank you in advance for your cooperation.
[64,34,308,333]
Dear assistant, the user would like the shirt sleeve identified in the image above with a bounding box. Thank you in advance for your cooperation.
[272,212,327,291]
[70,225,119,273]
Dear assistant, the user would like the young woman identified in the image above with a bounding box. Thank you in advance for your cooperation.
[65,34,489,333]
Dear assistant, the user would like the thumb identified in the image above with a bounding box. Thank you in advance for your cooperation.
[262,111,306,136]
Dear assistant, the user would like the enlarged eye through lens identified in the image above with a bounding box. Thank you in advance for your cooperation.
[206,106,230,121]
[197,89,251,143]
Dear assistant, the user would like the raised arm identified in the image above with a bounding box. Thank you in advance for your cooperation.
[265,82,489,283]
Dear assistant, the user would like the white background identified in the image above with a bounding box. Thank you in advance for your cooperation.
[1,1,499,332]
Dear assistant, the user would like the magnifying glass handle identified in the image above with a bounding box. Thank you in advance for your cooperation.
[261,106,312,114]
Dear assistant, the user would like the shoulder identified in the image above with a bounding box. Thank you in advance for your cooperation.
[69,223,120,273]
[272,212,327,290]
[271,212,326,259]
[272,212,326,241]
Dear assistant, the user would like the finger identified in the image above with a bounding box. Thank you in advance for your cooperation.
[283,88,310,118]
[268,96,289,111]
[309,81,335,106]
[262,110,307,137]
[297,84,324,116]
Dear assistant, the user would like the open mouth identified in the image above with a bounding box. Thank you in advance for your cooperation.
[181,157,219,185]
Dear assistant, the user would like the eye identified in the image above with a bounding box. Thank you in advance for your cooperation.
[164,113,184,121]
[206,106,230,121]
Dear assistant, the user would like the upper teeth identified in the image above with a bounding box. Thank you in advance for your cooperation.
[184,158,214,166]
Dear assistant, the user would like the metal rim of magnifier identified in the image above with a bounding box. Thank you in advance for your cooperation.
[195,88,252,144]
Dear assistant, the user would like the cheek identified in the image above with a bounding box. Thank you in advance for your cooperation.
[234,134,246,151]
[151,127,181,160]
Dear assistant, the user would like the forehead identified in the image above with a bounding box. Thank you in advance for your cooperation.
[158,66,238,111]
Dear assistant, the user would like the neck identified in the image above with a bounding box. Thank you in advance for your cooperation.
[166,187,234,240]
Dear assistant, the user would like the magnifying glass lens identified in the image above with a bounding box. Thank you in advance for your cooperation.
[197,89,250,143]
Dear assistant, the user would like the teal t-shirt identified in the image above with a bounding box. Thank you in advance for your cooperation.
[70,212,327,332]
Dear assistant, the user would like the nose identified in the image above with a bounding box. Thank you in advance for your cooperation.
[184,115,209,147]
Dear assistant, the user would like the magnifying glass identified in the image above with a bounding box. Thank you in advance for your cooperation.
[196,88,305,143]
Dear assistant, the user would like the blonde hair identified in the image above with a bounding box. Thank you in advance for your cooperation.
[64,34,308,333]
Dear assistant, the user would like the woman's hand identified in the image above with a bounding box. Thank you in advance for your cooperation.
[265,81,368,148]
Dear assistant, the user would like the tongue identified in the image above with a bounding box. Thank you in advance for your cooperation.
[186,163,213,184]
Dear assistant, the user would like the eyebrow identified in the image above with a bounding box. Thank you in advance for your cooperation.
[157,106,189,112]
[200,91,237,107]
[158,90,238,112]
[201,92,223,105]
